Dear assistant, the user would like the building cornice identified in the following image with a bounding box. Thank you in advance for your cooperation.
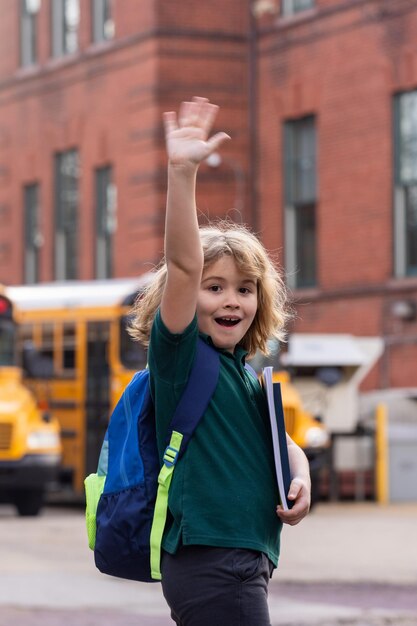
[291,277,417,304]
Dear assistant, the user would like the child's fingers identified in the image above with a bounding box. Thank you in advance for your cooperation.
[276,477,311,526]
[189,96,209,125]
[192,95,209,114]
[178,101,193,126]
[199,103,219,134]
[276,499,309,526]
[287,478,303,501]
[277,509,303,526]
[206,131,231,153]
[179,98,206,126]
[192,96,209,104]
[179,98,216,132]
[163,111,178,135]
[165,97,229,158]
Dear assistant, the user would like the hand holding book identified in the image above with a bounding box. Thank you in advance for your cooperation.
[261,367,293,511]
[261,367,311,524]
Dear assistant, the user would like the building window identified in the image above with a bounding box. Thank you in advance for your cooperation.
[54,150,80,280]
[51,0,80,57]
[281,0,314,17]
[24,183,42,283]
[394,91,417,277]
[283,116,317,289]
[92,0,114,43]
[95,166,116,279]
[20,0,41,67]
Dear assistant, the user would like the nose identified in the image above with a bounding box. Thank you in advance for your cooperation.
[223,289,240,309]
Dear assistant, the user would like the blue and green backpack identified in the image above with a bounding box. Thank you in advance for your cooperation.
[84,338,220,582]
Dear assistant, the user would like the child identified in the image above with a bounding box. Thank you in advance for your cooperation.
[130,97,311,626]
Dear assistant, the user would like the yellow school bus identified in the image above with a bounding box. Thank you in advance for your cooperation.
[7,277,151,498]
[8,277,329,504]
[0,286,61,515]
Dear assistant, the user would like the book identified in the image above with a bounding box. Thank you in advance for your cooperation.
[261,367,293,511]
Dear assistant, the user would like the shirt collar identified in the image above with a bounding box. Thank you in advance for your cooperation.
[198,331,248,364]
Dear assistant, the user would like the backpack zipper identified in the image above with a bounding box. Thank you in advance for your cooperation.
[120,390,132,487]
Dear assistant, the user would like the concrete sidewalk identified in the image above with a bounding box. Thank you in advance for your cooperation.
[269,501,417,625]
[277,501,417,585]
[0,501,416,625]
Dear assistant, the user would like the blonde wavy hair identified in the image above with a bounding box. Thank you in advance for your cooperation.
[129,221,291,357]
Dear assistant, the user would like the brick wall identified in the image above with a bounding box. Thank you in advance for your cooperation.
[0,0,248,283]
[258,0,417,388]
[1,0,417,388]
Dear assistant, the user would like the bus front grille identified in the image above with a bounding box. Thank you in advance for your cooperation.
[0,424,13,451]
[283,407,296,436]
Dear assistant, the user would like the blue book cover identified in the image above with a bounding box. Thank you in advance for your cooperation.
[262,367,293,510]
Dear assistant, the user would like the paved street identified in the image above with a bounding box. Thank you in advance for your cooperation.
[0,502,416,625]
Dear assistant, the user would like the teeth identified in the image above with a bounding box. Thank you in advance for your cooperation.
[216,317,239,325]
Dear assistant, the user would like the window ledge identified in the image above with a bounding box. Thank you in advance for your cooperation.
[278,7,317,26]
[289,286,321,300]
[270,6,318,33]
[291,277,417,304]
[12,53,81,83]
[86,39,115,55]
[387,276,417,292]
[14,64,42,79]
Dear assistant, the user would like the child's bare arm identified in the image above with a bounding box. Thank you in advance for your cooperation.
[160,97,230,334]
[277,434,311,525]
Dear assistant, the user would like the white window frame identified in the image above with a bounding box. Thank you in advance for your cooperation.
[282,0,314,17]
[54,150,80,280]
[20,0,40,67]
[95,165,117,279]
[24,183,42,284]
[283,116,317,289]
[51,0,80,57]
[92,0,114,43]
[394,91,417,277]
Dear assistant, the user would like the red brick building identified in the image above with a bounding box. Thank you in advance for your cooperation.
[256,0,417,390]
[0,0,251,282]
[1,0,417,390]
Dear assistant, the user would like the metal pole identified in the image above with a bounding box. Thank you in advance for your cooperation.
[375,403,389,504]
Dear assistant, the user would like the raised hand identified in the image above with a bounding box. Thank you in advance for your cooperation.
[163,96,230,167]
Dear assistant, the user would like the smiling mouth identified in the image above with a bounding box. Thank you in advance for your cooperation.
[215,317,241,327]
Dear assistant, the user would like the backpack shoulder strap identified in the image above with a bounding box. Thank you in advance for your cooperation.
[150,337,220,580]
[168,338,220,456]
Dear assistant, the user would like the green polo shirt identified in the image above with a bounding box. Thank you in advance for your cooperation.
[148,310,282,567]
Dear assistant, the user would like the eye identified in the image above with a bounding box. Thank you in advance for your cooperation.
[239,287,252,294]
[208,285,221,293]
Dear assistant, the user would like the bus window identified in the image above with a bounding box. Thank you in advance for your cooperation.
[18,324,34,367]
[22,342,55,379]
[21,323,55,379]
[63,323,76,373]
[39,323,54,364]
[0,295,16,366]
[119,315,147,370]
[86,321,111,476]
[0,321,16,366]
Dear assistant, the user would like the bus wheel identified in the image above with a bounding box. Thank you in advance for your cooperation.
[14,489,44,517]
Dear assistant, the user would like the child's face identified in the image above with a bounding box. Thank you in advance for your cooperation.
[197,256,258,353]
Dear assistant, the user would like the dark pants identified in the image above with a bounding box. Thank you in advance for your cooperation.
[161,546,273,626]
